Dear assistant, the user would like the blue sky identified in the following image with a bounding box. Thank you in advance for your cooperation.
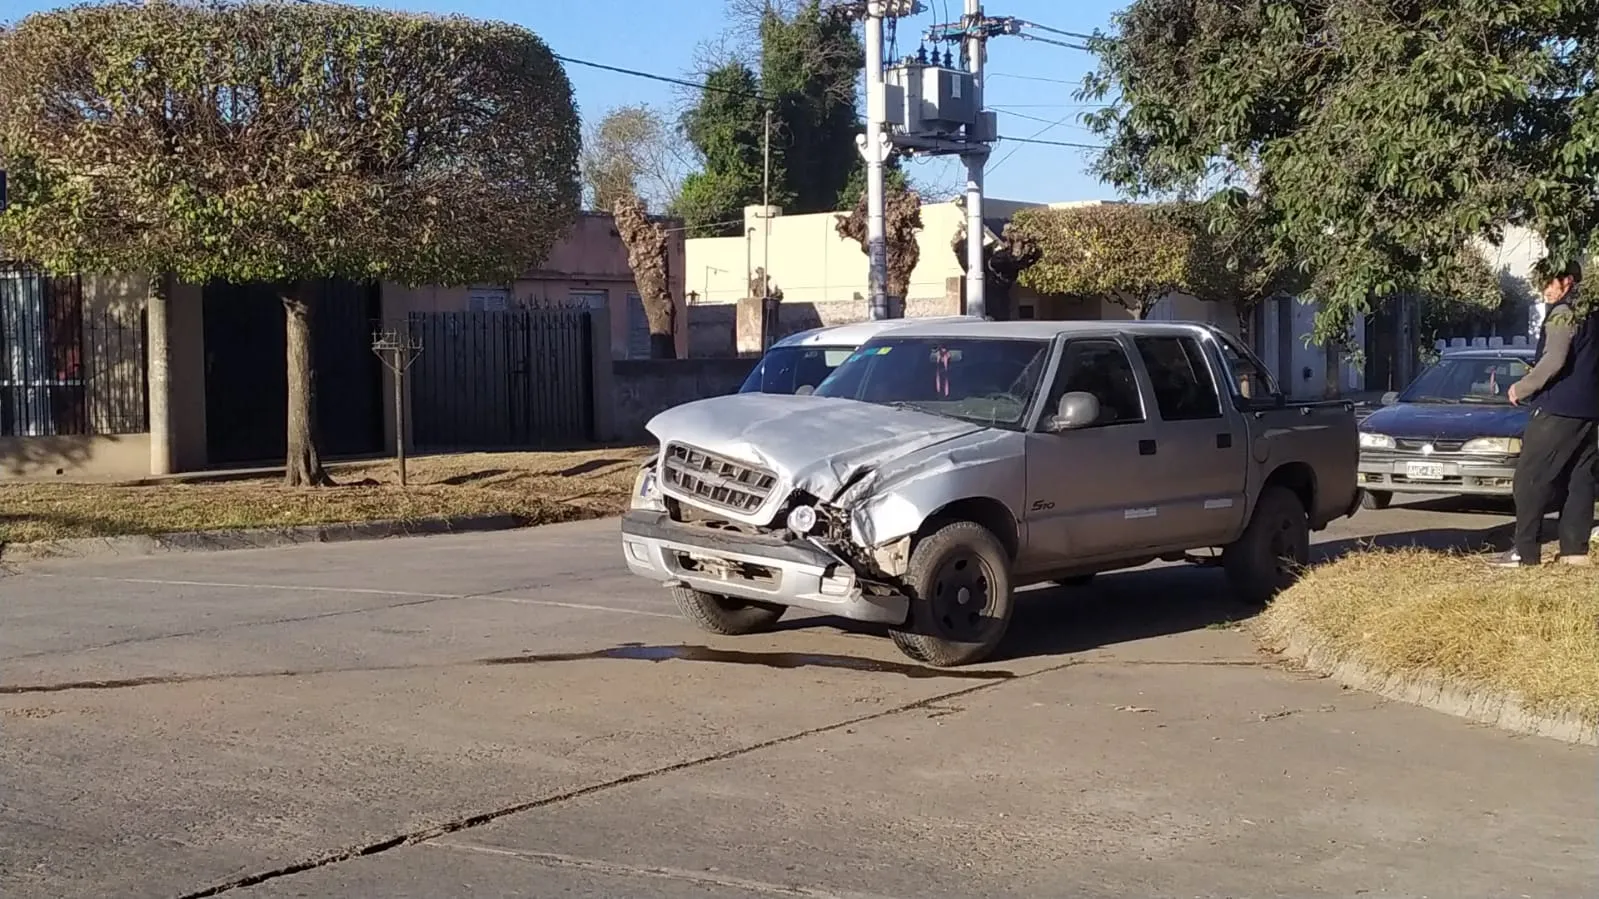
[6,0,1125,205]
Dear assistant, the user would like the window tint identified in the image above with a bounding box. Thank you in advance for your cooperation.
[1134,336,1222,421]
[1044,339,1145,427]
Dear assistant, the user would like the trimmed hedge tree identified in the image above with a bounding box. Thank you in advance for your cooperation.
[0,1,580,485]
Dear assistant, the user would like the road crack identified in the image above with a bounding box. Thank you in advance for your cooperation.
[173,658,1083,898]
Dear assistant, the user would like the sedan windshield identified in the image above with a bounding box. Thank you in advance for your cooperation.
[1401,356,1530,404]
[738,345,856,395]
[812,337,1051,428]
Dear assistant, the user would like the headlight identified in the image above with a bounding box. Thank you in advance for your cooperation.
[1359,432,1395,450]
[786,504,818,536]
[630,464,665,511]
[1460,436,1522,455]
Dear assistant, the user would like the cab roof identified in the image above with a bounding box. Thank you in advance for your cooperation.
[769,316,986,349]
[857,319,1221,341]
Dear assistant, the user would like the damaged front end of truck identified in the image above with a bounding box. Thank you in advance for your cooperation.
[619,392,1021,625]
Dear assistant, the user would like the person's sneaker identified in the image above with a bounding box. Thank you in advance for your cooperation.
[1558,553,1593,567]
[1487,549,1537,567]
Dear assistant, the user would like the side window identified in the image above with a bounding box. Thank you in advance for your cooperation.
[1134,336,1222,421]
[1215,333,1280,404]
[1043,339,1145,427]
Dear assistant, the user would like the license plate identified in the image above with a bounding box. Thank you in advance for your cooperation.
[1405,461,1446,481]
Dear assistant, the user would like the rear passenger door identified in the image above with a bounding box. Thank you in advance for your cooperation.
[1131,334,1248,547]
[1023,338,1170,567]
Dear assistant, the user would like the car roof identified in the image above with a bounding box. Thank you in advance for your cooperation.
[856,319,1219,341]
[768,315,986,349]
[1439,345,1535,359]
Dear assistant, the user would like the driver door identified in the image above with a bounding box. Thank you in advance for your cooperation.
[1023,337,1171,568]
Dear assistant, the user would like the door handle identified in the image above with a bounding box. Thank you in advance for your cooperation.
[1216,433,1233,449]
[1139,439,1157,456]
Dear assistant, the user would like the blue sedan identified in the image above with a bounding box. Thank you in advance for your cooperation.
[1356,347,1534,509]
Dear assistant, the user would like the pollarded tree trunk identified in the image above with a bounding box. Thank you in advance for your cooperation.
[282,284,332,487]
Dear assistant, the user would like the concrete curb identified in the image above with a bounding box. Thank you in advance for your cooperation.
[1269,629,1596,746]
[0,514,535,564]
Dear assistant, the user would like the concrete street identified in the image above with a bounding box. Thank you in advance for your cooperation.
[2,496,1593,898]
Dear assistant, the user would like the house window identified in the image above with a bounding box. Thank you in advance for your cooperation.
[1,264,87,436]
[467,288,508,312]
[568,289,607,310]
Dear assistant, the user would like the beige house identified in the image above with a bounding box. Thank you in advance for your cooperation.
[684,199,1226,352]
[1,212,687,480]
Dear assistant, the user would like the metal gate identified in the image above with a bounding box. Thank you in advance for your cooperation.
[408,307,595,450]
[202,279,384,464]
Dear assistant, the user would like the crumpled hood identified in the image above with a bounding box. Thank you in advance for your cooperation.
[645,392,986,502]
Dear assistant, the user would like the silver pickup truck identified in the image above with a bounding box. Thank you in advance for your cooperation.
[620,320,1360,667]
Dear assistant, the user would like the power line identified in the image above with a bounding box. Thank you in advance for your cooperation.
[999,135,1104,149]
[985,71,1081,86]
[1017,34,1091,51]
[993,107,1095,128]
[552,54,772,103]
[1016,21,1097,42]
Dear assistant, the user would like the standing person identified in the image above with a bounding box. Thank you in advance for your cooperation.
[1491,260,1598,567]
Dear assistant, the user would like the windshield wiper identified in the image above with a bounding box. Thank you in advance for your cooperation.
[1410,395,1461,404]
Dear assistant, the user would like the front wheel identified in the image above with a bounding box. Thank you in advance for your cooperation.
[1222,486,1311,608]
[889,521,1015,667]
[670,587,785,635]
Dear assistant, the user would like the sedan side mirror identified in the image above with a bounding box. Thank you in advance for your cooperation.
[1380,391,1399,406]
[1046,391,1101,432]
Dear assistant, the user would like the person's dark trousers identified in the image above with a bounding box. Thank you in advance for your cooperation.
[1512,409,1599,562]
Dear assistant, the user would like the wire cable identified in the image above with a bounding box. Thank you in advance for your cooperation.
[552,54,773,103]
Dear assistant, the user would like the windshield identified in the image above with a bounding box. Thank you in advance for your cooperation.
[738,345,856,394]
[1401,356,1531,404]
[812,336,1051,428]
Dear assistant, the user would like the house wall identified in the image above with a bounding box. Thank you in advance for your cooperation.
[611,358,757,441]
[687,199,1049,313]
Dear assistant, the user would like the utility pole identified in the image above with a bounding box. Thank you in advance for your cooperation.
[761,108,778,348]
[962,0,989,319]
[859,1,893,320]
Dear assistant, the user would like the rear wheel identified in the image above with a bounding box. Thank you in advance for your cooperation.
[1222,486,1311,608]
[670,587,785,635]
[889,521,1015,667]
[1360,490,1393,511]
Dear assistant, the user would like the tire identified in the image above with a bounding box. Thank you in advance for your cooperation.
[1222,486,1311,608]
[889,521,1015,667]
[670,586,785,635]
[1360,490,1393,511]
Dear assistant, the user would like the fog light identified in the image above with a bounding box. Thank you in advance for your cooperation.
[786,504,818,536]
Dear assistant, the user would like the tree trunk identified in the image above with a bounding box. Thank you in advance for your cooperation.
[282,284,332,487]
[147,272,175,476]
[649,331,677,360]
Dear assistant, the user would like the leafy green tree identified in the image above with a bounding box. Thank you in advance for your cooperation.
[0,1,579,486]
[675,1,865,235]
[1081,0,1599,334]
[1008,203,1215,319]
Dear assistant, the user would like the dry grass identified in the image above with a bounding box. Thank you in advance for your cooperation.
[1259,545,1599,724]
[0,448,652,545]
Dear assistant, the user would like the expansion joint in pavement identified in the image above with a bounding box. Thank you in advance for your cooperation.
[173,657,1086,898]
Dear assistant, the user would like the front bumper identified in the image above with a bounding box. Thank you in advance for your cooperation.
[1358,451,1517,496]
[618,510,909,625]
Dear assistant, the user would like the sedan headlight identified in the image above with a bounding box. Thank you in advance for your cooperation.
[630,463,666,511]
[1359,432,1395,450]
[1460,436,1522,455]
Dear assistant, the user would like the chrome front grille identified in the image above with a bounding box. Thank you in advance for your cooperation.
[1396,438,1466,453]
[661,443,777,515]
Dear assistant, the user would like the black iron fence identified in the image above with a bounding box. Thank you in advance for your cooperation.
[408,307,595,450]
[1,264,148,438]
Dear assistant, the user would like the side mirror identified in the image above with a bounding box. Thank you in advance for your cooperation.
[1380,391,1399,406]
[1046,391,1100,432]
